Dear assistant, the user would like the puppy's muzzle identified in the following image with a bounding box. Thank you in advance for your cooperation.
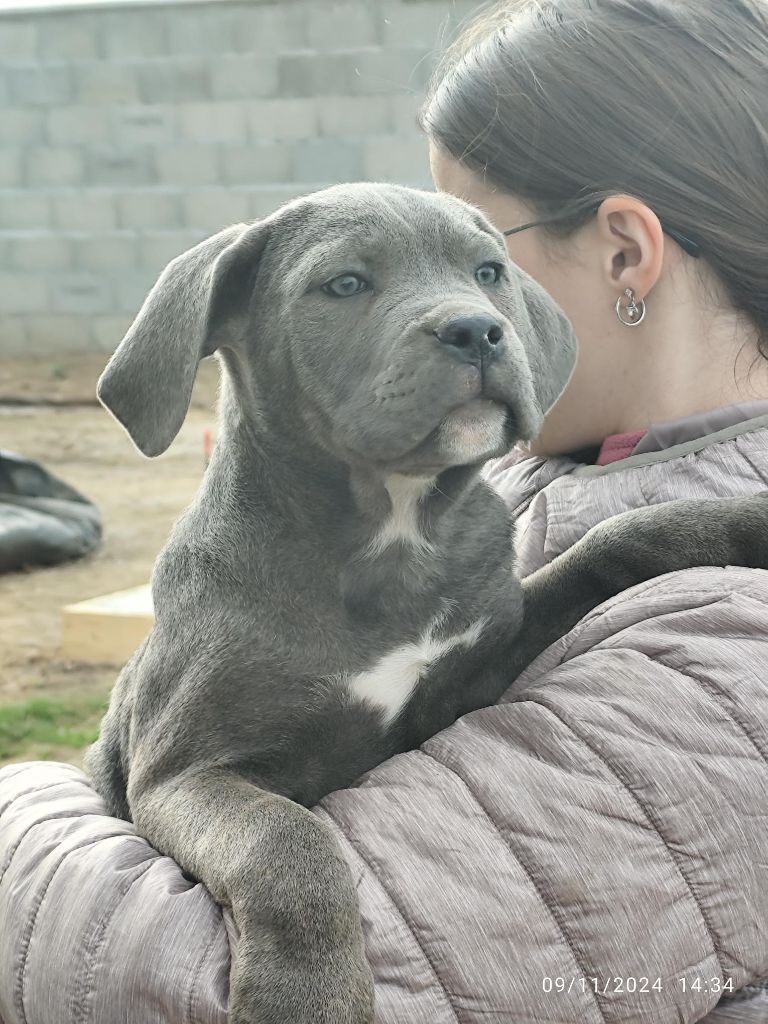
[433,314,505,367]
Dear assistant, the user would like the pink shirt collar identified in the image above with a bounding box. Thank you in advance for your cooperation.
[596,430,647,466]
[596,401,768,467]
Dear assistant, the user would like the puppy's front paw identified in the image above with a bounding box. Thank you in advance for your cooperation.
[230,938,374,1024]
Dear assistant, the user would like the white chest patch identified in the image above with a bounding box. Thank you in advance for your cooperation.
[347,614,488,726]
[365,473,436,559]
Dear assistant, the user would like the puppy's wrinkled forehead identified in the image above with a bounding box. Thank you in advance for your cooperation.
[267,184,505,297]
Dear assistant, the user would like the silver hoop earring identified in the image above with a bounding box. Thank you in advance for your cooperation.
[616,288,646,327]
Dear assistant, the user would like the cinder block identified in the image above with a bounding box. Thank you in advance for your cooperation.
[249,186,312,219]
[428,0,477,43]
[155,144,219,185]
[111,105,176,147]
[0,107,44,144]
[318,95,391,136]
[279,51,350,98]
[0,150,22,188]
[347,47,434,96]
[211,55,278,100]
[137,57,211,104]
[38,15,99,60]
[87,148,154,186]
[9,65,74,106]
[117,190,180,229]
[52,190,117,231]
[446,0,482,22]
[0,192,51,229]
[220,143,291,185]
[181,189,252,230]
[75,62,141,105]
[48,106,110,145]
[102,10,168,59]
[0,273,49,315]
[307,4,379,50]
[166,6,238,55]
[292,138,363,184]
[73,233,138,272]
[0,317,27,356]
[0,19,37,60]
[91,315,133,352]
[24,315,91,352]
[380,2,452,49]
[138,230,208,272]
[26,147,85,187]
[364,136,433,183]
[179,102,248,143]
[51,272,112,315]
[9,233,73,271]
[115,270,157,314]
[390,93,425,135]
[247,98,319,141]
[232,4,309,54]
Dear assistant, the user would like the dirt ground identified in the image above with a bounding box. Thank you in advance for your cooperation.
[0,353,221,757]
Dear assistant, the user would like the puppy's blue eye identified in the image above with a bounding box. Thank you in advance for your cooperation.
[475,263,502,286]
[323,273,370,298]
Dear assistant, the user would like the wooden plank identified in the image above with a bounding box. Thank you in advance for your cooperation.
[61,583,153,665]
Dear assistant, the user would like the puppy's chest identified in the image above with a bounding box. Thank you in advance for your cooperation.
[319,481,517,734]
[329,609,491,728]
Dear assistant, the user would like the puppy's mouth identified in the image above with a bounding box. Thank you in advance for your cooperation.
[387,398,515,475]
[439,398,509,447]
[438,396,513,461]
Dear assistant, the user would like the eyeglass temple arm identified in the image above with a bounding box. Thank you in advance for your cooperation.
[503,218,701,258]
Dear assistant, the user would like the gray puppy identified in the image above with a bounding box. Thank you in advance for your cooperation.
[87,184,768,1024]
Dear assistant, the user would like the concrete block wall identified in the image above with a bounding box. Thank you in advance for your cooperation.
[0,0,478,356]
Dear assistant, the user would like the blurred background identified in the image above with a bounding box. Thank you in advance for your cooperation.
[0,0,477,766]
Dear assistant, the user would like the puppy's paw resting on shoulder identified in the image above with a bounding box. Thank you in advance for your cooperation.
[580,491,768,594]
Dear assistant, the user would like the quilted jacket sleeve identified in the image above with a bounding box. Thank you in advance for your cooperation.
[315,565,768,1023]
[1,566,767,1024]
[0,761,233,1024]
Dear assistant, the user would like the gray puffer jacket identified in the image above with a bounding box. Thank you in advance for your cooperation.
[1,414,768,1024]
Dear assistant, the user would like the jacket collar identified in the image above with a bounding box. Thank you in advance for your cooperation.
[482,414,768,577]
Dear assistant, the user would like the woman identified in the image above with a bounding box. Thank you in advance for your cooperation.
[412,1,768,1020]
[426,0,768,468]
[1,2,766,1022]
[337,3,768,1020]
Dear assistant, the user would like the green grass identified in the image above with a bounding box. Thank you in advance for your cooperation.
[0,694,108,765]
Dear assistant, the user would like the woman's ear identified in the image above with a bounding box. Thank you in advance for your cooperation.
[97,221,269,458]
[595,195,665,303]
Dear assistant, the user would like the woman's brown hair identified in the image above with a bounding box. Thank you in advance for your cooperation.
[421,0,768,353]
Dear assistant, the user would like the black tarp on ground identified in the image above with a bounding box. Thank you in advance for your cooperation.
[0,451,102,574]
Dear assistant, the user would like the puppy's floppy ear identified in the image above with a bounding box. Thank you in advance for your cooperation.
[505,263,578,426]
[98,220,268,457]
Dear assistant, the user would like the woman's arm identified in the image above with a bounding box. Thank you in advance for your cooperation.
[317,565,768,1024]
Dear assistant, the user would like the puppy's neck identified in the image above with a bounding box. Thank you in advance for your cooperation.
[347,462,481,557]
[363,473,437,560]
[215,353,484,545]
[216,414,479,541]
[203,397,494,629]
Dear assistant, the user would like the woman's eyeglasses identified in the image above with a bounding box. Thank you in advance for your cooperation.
[502,205,702,259]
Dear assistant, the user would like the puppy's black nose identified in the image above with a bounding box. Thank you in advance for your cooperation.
[434,315,504,363]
